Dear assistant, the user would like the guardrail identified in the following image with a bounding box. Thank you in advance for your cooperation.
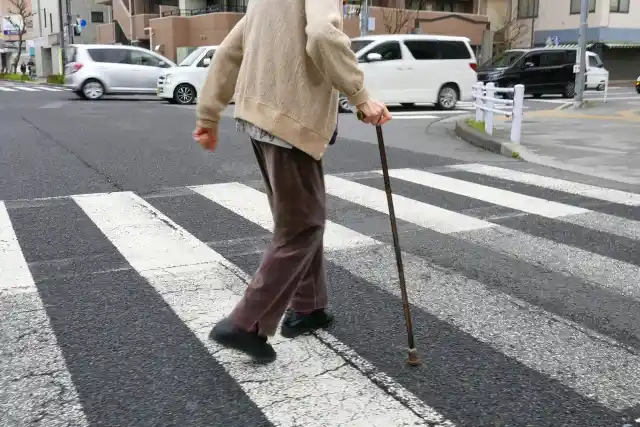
[472,82,525,144]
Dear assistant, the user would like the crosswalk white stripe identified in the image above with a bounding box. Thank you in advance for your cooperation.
[13,86,39,91]
[384,168,640,241]
[384,168,587,218]
[0,202,89,426]
[0,87,18,92]
[72,191,444,427]
[392,115,441,120]
[197,180,640,411]
[190,182,378,250]
[33,86,62,91]
[448,163,640,206]
[0,202,37,296]
[324,175,498,234]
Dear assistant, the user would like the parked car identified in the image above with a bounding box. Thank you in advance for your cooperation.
[476,47,607,98]
[64,44,176,100]
[338,34,478,112]
[636,75,640,93]
[156,45,217,105]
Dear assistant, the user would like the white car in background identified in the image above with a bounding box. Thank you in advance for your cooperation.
[157,46,217,104]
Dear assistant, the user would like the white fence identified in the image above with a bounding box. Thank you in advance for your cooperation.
[472,82,525,144]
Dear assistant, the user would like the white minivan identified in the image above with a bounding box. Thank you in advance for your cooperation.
[339,34,478,112]
[157,45,217,104]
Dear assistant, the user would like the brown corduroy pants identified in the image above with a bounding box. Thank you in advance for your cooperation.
[229,138,328,337]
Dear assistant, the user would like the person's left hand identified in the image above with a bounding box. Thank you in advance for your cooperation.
[193,127,217,151]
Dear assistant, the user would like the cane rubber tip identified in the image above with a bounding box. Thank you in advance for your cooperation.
[407,348,421,366]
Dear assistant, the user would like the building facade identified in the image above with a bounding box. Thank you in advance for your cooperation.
[95,0,491,64]
[514,0,639,79]
[29,0,110,76]
[1,0,36,72]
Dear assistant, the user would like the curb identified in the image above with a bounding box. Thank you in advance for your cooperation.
[454,117,525,160]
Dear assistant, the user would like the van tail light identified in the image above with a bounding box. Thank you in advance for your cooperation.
[469,62,477,71]
[69,63,83,73]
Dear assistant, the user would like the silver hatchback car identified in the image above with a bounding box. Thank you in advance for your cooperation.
[64,44,176,100]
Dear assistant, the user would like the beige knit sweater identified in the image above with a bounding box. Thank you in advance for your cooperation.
[195,0,370,160]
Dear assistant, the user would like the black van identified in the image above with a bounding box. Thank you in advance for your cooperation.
[476,48,578,98]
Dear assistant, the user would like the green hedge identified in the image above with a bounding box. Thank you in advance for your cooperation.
[0,73,31,82]
[47,74,65,84]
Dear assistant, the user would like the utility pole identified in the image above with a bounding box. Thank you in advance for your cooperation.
[57,0,66,70]
[360,0,369,36]
[65,0,74,45]
[573,0,588,108]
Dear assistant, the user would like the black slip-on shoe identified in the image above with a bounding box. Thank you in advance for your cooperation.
[209,317,276,363]
[280,309,335,339]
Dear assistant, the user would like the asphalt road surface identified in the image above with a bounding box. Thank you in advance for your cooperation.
[1,85,640,427]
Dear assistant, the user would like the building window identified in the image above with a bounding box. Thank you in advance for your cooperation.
[91,11,104,23]
[570,0,596,14]
[610,0,629,12]
[517,0,538,18]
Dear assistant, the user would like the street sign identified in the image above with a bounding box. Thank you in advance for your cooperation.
[573,64,579,73]
[80,19,86,28]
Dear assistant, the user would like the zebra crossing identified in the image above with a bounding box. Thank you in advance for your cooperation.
[0,84,70,92]
[2,162,640,426]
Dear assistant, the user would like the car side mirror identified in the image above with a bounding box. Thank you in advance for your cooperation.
[523,62,535,69]
[366,52,383,62]
[203,57,211,66]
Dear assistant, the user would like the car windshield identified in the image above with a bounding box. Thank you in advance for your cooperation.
[349,40,374,54]
[481,50,525,68]
[179,47,207,67]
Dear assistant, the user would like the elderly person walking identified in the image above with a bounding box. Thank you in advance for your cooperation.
[193,0,392,362]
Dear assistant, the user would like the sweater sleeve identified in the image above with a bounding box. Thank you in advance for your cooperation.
[196,16,245,129]
[304,0,370,107]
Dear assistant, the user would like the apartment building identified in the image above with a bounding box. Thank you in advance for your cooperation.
[514,0,638,79]
[94,0,491,64]
[27,0,109,76]
[1,0,36,72]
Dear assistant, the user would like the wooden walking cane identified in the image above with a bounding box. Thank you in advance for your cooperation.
[357,111,421,366]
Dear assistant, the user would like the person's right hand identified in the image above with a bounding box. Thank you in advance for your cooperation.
[192,126,218,151]
[355,99,392,125]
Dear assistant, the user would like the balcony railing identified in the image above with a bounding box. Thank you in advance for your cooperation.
[161,1,246,16]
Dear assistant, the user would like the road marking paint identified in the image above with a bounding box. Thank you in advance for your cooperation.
[33,86,63,91]
[13,86,39,91]
[0,87,18,92]
[449,163,640,206]
[0,202,89,426]
[72,191,446,427]
[190,182,378,250]
[383,168,588,218]
[324,175,496,233]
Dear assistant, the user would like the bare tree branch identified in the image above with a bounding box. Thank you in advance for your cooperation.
[6,0,36,72]
[493,2,528,54]
[382,0,427,35]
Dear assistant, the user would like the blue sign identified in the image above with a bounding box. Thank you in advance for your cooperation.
[79,19,86,28]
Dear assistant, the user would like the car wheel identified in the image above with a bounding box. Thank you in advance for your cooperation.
[338,95,351,113]
[563,81,575,98]
[635,86,640,94]
[436,84,458,110]
[81,79,105,100]
[174,83,196,105]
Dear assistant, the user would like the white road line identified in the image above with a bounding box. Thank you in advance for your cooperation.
[324,175,496,234]
[384,168,640,241]
[33,86,62,91]
[383,168,587,218]
[448,163,640,206]
[392,114,442,120]
[72,191,444,427]
[190,182,378,250]
[0,202,88,426]
[0,87,18,92]
[0,202,37,296]
[188,182,640,411]
[326,243,640,412]
[13,86,39,91]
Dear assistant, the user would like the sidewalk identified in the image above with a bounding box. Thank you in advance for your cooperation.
[455,103,640,185]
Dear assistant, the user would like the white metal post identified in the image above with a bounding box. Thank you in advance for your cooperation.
[603,70,609,103]
[510,84,525,144]
[485,82,495,135]
[475,83,484,122]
